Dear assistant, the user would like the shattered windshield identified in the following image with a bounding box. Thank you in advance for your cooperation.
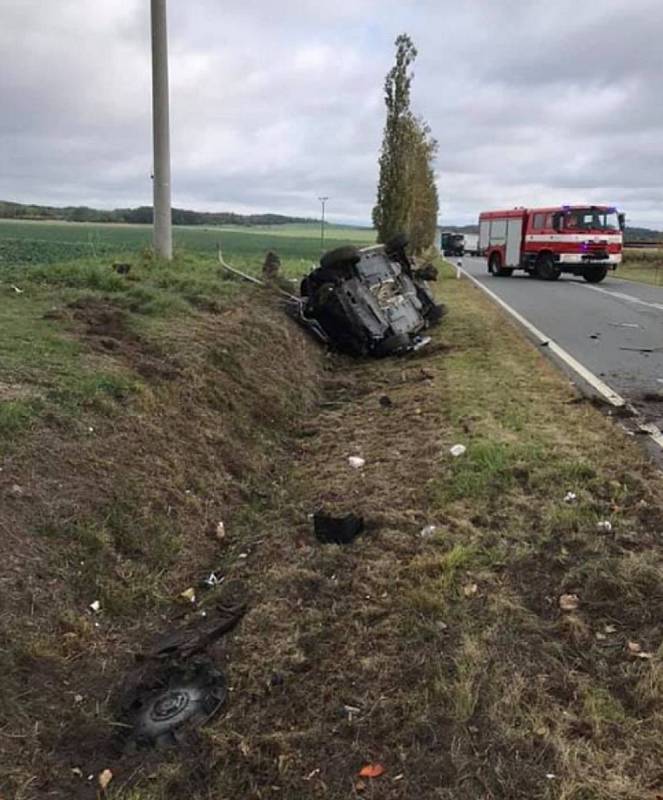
[564,209,619,232]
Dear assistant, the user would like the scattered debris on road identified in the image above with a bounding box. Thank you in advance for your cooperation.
[620,346,663,354]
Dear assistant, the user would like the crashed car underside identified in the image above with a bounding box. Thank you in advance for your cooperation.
[298,235,445,357]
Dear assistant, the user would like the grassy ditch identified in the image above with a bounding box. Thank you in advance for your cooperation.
[1,253,663,800]
[619,248,663,286]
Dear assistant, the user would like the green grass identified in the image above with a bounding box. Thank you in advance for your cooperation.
[0,219,377,444]
[618,248,663,286]
[0,250,235,444]
[0,218,375,268]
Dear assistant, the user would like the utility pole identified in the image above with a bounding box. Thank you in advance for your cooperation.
[151,0,172,259]
[318,196,329,251]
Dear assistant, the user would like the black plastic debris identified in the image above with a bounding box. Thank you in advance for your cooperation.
[379,395,393,408]
[313,512,364,544]
[121,660,227,751]
[146,595,247,661]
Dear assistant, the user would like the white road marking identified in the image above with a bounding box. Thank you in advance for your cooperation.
[452,262,663,452]
[581,284,663,312]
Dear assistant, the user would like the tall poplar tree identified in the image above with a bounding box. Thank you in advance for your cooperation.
[372,35,439,253]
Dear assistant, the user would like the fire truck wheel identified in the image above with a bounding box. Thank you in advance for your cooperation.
[489,253,511,277]
[583,266,608,283]
[535,253,561,281]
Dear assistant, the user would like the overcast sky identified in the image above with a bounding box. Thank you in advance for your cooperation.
[2,0,663,226]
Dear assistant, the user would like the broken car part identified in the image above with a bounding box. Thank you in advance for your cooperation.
[121,660,227,751]
[146,594,247,660]
[313,512,365,544]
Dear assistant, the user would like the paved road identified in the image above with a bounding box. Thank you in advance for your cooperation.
[459,256,663,425]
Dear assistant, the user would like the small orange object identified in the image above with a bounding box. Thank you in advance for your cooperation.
[359,763,385,779]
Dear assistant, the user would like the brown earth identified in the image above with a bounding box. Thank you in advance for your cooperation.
[0,290,326,798]
[3,275,663,800]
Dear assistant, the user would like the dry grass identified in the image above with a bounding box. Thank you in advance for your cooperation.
[619,248,663,286]
[2,262,663,799]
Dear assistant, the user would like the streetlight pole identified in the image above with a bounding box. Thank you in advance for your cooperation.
[151,0,172,259]
[318,196,329,251]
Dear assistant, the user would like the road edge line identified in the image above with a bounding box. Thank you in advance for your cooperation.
[448,260,663,452]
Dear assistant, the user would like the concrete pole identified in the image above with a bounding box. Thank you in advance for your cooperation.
[318,196,328,251]
[151,0,172,259]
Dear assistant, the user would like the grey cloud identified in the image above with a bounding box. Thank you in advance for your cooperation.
[1,0,662,227]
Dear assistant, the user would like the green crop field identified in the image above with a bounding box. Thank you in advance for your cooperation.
[0,219,376,270]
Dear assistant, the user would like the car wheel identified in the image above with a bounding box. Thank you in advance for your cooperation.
[320,245,361,271]
[385,232,409,254]
[583,266,608,283]
[374,332,412,357]
[535,253,561,281]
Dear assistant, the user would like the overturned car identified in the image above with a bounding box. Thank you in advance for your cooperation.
[299,234,445,357]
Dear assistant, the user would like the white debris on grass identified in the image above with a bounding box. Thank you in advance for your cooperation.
[449,444,466,457]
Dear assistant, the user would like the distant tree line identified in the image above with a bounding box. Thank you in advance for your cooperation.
[0,200,316,227]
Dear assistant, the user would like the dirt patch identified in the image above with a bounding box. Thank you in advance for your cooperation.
[0,380,39,401]
[65,296,181,380]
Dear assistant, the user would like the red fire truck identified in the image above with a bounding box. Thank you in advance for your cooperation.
[478,205,625,283]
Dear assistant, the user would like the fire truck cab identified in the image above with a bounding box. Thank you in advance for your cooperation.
[478,205,625,283]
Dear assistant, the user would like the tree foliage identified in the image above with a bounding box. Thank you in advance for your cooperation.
[372,35,439,253]
[0,200,316,228]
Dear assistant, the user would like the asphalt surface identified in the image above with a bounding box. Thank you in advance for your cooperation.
[458,256,663,427]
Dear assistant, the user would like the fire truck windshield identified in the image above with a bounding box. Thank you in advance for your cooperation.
[564,209,619,232]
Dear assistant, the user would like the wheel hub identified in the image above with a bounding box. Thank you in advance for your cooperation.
[150,690,190,722]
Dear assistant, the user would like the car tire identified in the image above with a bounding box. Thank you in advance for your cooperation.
[535,253,561,281]
[385,233,409,254]
[583,266,608,283]
[319,245,361,271]
[374,332,412,357]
